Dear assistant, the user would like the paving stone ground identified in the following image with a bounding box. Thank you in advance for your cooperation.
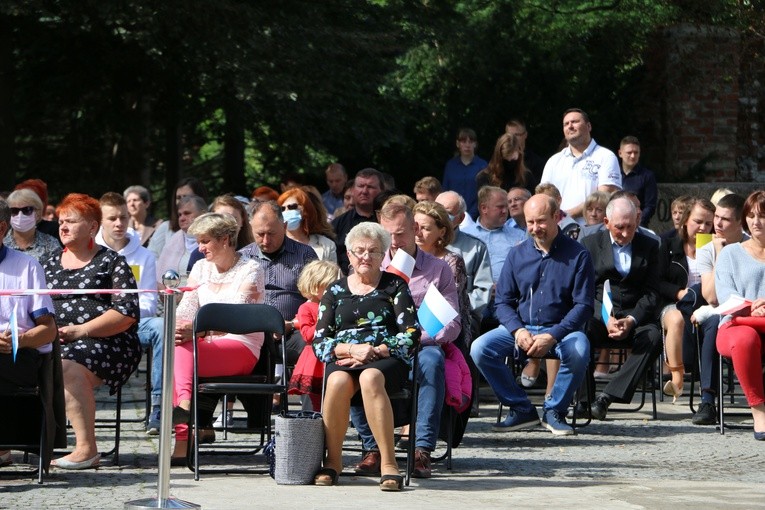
[1,366,764,510]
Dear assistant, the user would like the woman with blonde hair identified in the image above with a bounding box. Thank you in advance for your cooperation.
[170,212,265,462]
[288,259,343,411]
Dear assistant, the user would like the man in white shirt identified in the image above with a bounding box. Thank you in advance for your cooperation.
[541,108,621,224]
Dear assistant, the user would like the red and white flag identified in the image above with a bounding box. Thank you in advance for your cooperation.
[386,249,415,283]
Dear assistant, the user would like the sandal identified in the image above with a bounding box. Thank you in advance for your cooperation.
[380,473,403,492]
[314,467,339,486]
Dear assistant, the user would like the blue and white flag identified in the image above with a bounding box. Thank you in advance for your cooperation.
[417,284,458,338]
[601,279,613,325]
[10,302,19,362]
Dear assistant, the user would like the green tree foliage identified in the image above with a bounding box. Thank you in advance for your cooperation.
[0,0,754,206]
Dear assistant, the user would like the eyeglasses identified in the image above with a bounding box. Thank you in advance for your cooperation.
[349,248,383,259]
[281,204,300,211]
[10,206,35,216]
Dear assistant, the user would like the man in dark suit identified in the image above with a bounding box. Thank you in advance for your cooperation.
[581,196,662,420]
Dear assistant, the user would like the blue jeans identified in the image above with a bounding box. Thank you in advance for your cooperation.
[351,345,445,451]
[470,324,589,414]
[138,317,164,407]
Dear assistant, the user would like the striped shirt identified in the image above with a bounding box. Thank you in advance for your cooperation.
[239,237,318,319]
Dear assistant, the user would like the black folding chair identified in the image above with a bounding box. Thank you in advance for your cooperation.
[717,355,758,434]
[498,351,593,429]
[188,303,287,480]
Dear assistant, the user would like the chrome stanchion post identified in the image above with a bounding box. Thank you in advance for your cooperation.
[126,270,201,510]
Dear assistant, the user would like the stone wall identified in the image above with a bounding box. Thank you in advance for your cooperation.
[648,182,763,234]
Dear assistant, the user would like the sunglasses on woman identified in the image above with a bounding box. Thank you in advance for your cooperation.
[10,206,35,216]
[281,204,300,211]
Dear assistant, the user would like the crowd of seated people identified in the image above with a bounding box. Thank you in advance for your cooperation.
[2,107,764,490]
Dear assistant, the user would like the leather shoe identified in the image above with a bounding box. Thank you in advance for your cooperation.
[754,431,765,441]
[413,448,432,478]
[172,406,191,426]
[692,402,717,425]
[52,453,101,470]
[590,394,611,421]
[354,450,381,476]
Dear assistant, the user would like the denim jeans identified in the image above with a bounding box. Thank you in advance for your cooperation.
[698,315,720,402]
[351,345,445,451]
[138,317,164,407]
[470,324,589,414]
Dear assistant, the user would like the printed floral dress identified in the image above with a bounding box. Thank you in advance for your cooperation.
[43,247,141,394]
[312,272,421,392]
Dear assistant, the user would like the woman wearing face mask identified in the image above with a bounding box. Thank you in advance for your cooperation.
[476,132,538,194]
[4,188,61,263]
[277,188,337,263]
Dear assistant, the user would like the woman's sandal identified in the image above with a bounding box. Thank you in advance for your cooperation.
[314,467,339,486]
[662,363,685,403]
[379,474,403,492]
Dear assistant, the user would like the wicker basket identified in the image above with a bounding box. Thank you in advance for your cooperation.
[274,411,324,485]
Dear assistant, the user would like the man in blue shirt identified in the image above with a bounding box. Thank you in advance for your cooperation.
[442,128,487,219]
[470,194,595,435]
[321,163,347,218]
[462,186,526,285]
[618,136,658,227]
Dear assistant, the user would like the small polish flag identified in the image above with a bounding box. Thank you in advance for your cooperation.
[601,279,613,325]
[417,284,458,338]
[386,249,415,283]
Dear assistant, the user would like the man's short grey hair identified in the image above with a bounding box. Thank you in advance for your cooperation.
[508,187,532,200]
[438,190,466,216]
[178,194,208,214]
[123,185,151,203]
[345,222,391,255]
[251,200,284,222]
[606,196,637,220]
[0,198,9,224]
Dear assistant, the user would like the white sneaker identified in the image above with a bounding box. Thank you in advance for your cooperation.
[213,409,234,428]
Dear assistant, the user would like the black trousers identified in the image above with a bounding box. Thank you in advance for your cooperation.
[586,318,662,403]
[0,349,42,388]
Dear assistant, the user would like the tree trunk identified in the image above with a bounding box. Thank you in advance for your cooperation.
[223,98,246,196]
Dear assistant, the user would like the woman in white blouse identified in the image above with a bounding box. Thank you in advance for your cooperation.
[169,213,265,461]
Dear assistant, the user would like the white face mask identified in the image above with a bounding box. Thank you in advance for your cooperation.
[11,210,37,233]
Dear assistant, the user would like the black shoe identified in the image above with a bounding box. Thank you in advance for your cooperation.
[591,393,611,421]
[692,402,717,425]
[172,406,191,426]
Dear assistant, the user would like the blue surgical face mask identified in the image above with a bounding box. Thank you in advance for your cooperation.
[282,209,303,231]
[447,213,456,223]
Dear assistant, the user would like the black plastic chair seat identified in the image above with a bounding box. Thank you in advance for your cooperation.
[197,382,281,394]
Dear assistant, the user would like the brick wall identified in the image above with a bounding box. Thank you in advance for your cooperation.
[641,24,740,182]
